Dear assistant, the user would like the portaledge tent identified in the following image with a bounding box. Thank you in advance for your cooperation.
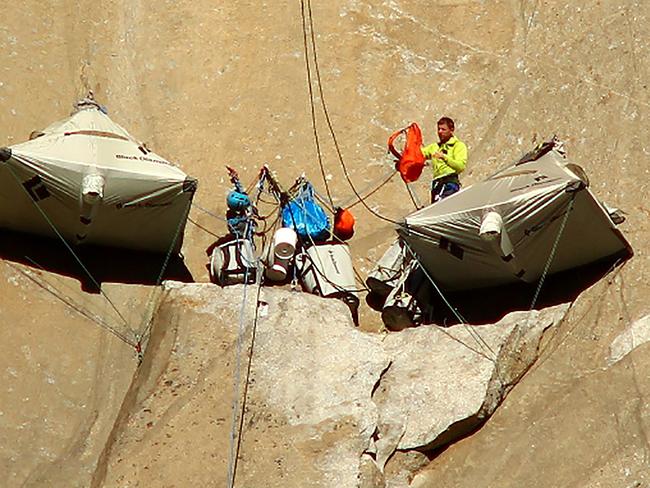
[0,99,197,254]
[398,148,632,292]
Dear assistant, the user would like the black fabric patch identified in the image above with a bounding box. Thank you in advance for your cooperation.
[449,242,464,260]
[0,147,12,162]
[183,177,198,193]
[438,236,464,260]
[23,175,50,201]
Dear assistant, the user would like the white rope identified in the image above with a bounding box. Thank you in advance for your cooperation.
[402,241,497,362]
[226,220,260,488]
[528,193,576,311]
[3,161,133,332]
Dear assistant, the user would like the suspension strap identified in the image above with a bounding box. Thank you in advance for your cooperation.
[4,162,132,331]
[529,193,577,311]
[136,195,194,360]
[402,241,497,361]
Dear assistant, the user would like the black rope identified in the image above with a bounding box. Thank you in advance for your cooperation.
[8,260,136,348]
[300,0,335,209]
[302,0,401,226]
[346,170,397,210]
[404,180,421,210]
[402,242,497,361]
[4,162,131,330]
[229,278,264,487]
[137,197,194,351]
[528,193,576,311]
[192,202,228,222]
[294,196,370,292]
[188,216,221,238]
[533,257,626,370]
[155,199,192,286]
[291,190,368,293]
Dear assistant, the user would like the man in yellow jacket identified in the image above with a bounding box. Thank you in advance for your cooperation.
[421,117,468,203]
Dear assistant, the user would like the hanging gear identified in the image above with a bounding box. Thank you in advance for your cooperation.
[209,238,258,286]
[388,122,426,183]
[281,181,330,242]
[223,166,258,240]
[333,207,355,241]
[226,191,255,239]
[226,165,246,193]
[227,190,251,212]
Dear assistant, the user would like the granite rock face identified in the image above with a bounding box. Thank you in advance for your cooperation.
[0,274,144,487]
[97,283,390,488]
[609,315,650,366]
[0,1,648,487]
[95,283,567,487]
[371,305,568,470]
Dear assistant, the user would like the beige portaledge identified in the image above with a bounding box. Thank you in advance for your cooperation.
[393,146,632,292]
[0,101,197,254]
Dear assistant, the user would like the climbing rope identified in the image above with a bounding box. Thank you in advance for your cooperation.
[192,202,228,222]
[4,162,132,332]
[398,191,579,364]
[311,165,397,213]
[2,153,206,361]
[189,163,392,296]
[528,193,577,311]
[187,216,221,239]
[532,257,627,372]
[136,197,194,358]
[226,220,261,488]
[7,259,137,348]
[294,194,368,294]
[299,0,402,226]
[300,0,335,209]
[227,272,264,488]
[402,241,498,362]
[344,168,397,210]
[404,180,422,210]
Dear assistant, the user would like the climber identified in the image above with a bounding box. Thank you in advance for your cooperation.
[422,117,468,204]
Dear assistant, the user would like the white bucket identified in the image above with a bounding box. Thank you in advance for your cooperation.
[273,227,298,259]
[479,211,515,260]
[265,256,290,282]
[81,174,105,205]
[479,211,503,241]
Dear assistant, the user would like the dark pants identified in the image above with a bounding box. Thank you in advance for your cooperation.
[431,177,460,203]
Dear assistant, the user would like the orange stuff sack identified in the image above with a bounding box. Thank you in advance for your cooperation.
[333,207,355,241]
[387,122,425,183]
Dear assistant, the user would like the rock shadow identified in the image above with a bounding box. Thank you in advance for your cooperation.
[0,229,193,293]
[365,252,631,329]
[426,254,629,327]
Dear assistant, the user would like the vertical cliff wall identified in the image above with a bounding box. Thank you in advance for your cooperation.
[0,1,648,487]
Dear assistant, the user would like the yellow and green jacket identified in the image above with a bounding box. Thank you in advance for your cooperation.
[421,136,468,181]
